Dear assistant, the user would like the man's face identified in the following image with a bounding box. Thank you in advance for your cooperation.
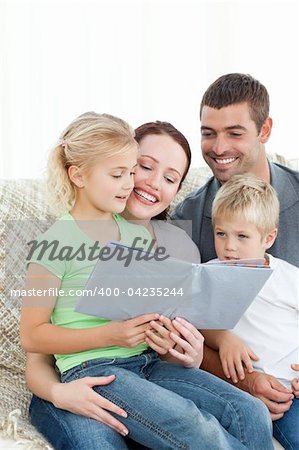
[200,102,271,183]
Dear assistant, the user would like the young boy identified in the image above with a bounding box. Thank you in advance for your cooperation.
[202,174,298,450]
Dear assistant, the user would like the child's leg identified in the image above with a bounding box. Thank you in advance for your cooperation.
[273,398,299,450]
[63,355,248,450]
[145,356,274,450]
[29,394,129,450]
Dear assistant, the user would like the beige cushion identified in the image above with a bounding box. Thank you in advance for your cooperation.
[0,180,54,448]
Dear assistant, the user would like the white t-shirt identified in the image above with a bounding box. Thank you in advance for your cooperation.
[233,254,299,388]
[152,220,201,263]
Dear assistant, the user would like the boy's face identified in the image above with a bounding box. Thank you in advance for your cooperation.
[214,216,276,261]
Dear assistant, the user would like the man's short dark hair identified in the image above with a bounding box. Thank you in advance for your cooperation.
[200,73,270,133]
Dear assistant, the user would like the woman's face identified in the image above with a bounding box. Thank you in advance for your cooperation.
[125,133,188,220]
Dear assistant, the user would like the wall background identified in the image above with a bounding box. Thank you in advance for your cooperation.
[0,0,298,178]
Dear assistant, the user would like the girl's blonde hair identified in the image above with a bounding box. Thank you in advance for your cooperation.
[212,174,280,237]
[47,112,137,216]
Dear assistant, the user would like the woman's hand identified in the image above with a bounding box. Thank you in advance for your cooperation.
[145,315,179,354]
[107,313,159,348]
[146,315,205,368]
[52,375,129,436]
[218,333,259,383]
[168,317,205,368]
[291,363,299,398]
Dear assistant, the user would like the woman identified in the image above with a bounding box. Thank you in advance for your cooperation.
[26,122,272,450]
[123,121,200,262]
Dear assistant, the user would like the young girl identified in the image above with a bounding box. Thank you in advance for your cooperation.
[21,114,273,450]
[26,120,204,449]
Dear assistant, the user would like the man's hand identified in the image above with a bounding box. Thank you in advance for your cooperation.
[201,345,293,420]
[241,371,293,420]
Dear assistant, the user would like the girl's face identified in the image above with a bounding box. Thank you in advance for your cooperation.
[125,134,188,220]
[72,147,137,218]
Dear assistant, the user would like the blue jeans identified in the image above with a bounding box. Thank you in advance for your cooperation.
[30,395,148,450]
[30,351,273,450]
[273,398,299,450]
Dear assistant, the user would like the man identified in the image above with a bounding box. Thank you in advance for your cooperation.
[172,73,299,267]
[171,73,299,421]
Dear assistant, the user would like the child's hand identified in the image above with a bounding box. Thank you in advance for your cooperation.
[219,333,259,383]
[145,315,179,355]
[108,313,159,348]
[291,363,299,398]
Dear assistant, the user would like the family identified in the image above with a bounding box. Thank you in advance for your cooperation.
[20,73,299,450]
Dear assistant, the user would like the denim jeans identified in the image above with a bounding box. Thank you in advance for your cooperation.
[30,394,148,450]
[273,398,299,450]
[30,351,273,450]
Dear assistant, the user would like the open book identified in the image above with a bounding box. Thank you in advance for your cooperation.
[75,243,273,329]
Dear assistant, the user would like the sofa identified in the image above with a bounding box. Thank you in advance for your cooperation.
[0,157,288,449]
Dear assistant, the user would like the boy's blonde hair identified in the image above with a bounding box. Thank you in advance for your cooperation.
[212,174,280,237]
[47,112,137,216]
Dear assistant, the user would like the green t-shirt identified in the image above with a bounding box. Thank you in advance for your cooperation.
[27,213,153,373]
